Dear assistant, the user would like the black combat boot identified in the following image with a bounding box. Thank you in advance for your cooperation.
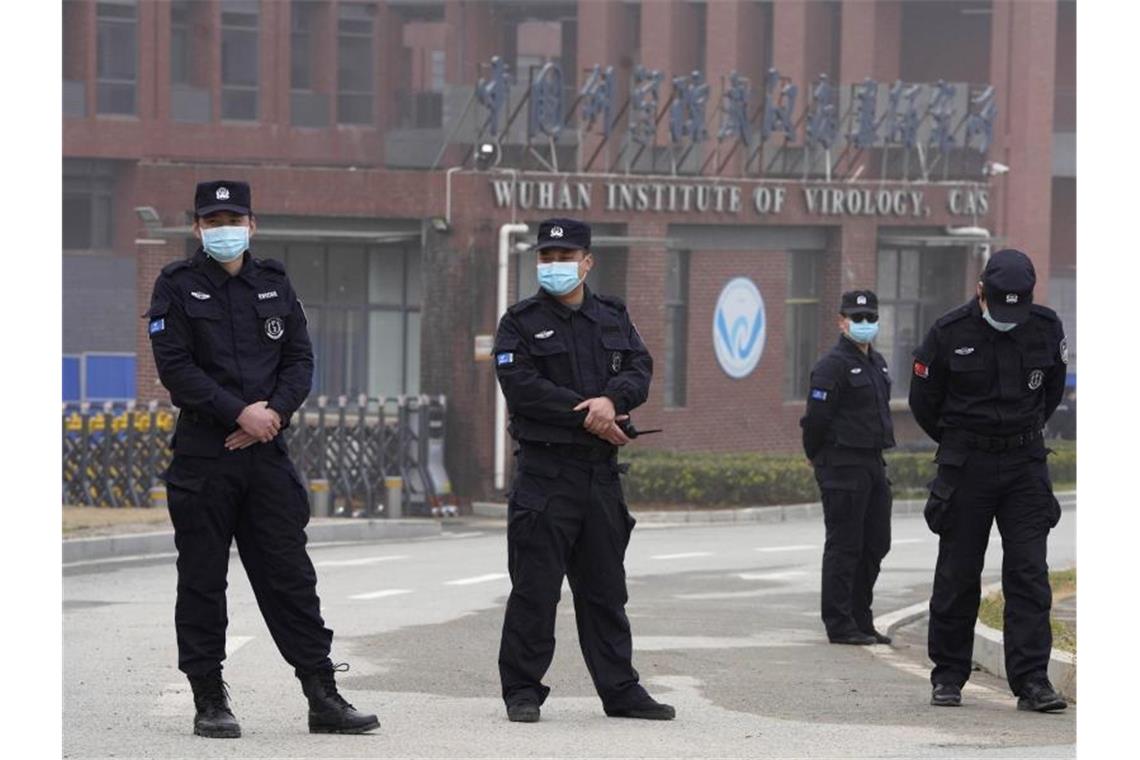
[187,669,241,738]
[298,663,380,734]
[604,695,676,720]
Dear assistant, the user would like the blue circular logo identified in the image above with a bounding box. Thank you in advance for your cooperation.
[713,277,766,379]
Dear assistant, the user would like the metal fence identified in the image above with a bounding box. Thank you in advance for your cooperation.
[62,395,452,517]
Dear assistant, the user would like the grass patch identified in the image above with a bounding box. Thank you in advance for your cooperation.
[62,506,171,537]
[977,568,1076,654]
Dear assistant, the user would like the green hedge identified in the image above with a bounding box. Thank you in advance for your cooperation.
[620,441,1075,507]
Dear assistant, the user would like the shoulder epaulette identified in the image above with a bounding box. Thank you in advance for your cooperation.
[160,258,193,277]
[507,296,541,316]
[1029,303,1059,322]
[935,301,975,328]
[593,293,627,311]
[255,257,287,274]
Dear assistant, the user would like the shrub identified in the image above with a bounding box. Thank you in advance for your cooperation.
[620,441,1075,507]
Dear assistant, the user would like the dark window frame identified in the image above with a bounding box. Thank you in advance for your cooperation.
[63,160,117,253]
[663,249,689,408]
[95,0,138,115]
[876,245,969,399]
[257,241,422,397]
[336,2,375,126]
[221,0,260,122]
[784,250,823,400]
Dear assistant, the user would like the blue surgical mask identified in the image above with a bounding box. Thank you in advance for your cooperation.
[847,320,879,344]
[201,226,249,262]
[982,306,1018,333]
[537,261,582,296]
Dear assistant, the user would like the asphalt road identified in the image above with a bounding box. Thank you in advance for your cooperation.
[63,505,1076,759]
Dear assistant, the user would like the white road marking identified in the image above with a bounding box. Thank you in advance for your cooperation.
[676,588,800,601]
[737,570,807,581]
[442,531,486,539]
[635,632,816,651]
[63,552,179,569]
[444,573,508,586]
[892,538,928,545]
[314,555,408,568]
[225,635,254,657]
[756,544,817,553]
[650,552,713,560]
[349,589,414,600]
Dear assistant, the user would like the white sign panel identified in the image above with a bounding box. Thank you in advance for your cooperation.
[713,277,767,379]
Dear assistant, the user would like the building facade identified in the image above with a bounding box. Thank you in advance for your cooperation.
[62,0,1076,501]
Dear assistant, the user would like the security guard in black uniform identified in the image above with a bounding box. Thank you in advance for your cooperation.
[493,218,675,723]
[910,248,1068,712]
[800,290,895,646]
[147,181,379,738]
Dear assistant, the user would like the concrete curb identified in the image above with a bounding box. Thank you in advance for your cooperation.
[473,498,927,524]
[971,579,1077,701]
[63,518,442,564]
[474,490,1075,526]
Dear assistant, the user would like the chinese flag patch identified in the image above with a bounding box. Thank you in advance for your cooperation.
[913,361,930,379]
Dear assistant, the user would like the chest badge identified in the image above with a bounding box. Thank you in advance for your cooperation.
[954,346,975,355]
[265,316,285,341]
[610,352,622,373]
[534,329,554,340]
[1027,369,1045,390]
[257,290,279,301]
[190,291,211,300]
[850,367,863,374]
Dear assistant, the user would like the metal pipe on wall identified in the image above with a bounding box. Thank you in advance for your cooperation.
[495,223,530,491]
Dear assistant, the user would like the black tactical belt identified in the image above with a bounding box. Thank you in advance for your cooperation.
[946,428,1043,452]
[523,441,616,462]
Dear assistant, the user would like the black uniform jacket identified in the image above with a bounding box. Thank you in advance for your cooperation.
[800,335,896,464]
[493,286,652,448]
[147,249,313,458]
[908,299,1067,443]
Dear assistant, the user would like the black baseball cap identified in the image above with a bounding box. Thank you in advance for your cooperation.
[840,289,878,317]
[195,180,252,217]
[982,249,1035,324]
[534,217,591,252]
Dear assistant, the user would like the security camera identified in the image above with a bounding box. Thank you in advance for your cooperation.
[475,141,500,170]
[983,161,1010,177]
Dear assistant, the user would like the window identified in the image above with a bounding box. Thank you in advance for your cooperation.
[876,246,968,398]
[664,250,689,407]
[291,1,316,90]
[96,1,137,115]
[291,1,328,127]
[338,3,374,125]
[63,160,116,251]
[784,251,822,399]
[255,242,423,397]
[170,1,191,85]
[170,1,211,122]
[430,50,445,92]
[221,0,259,121]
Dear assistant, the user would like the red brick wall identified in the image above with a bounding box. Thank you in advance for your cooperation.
[634,247,800,453]
[1050,177,1076,277]
[901,0,992,84]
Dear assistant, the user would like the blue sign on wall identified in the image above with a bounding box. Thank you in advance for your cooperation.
[63,353,137,402]
[63,355,81,402]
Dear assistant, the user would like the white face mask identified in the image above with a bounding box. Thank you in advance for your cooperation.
[982,306,1018,332]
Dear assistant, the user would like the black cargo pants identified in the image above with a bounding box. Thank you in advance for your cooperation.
[162,439,333,677]
[924,441,1062,694]
[815,451,893,638]
[498,445,649,711]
